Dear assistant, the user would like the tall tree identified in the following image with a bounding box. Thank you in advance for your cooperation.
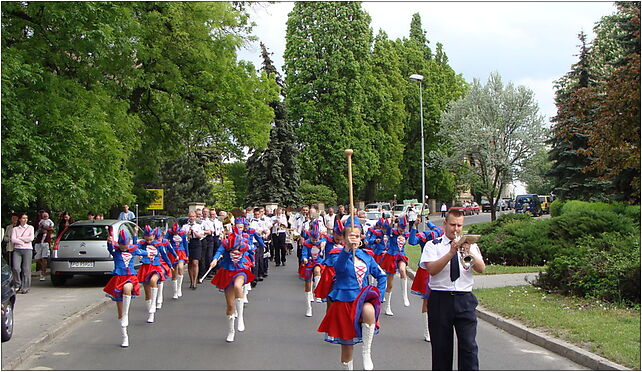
[284,2,376,202]
[519,146,556,195]
[158,151,213,216]
[439,72,545,220]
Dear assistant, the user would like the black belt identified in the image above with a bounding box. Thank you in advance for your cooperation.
[432,290,471,296]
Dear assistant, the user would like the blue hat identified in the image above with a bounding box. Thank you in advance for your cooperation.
[309,220,320,239]
[118,229,130,245]
[375,218,385,229]
[153,227,162,239]
[398,216,408,229]
[234,217,246,226]
[344,216,362,230]
[143,225,153,236]
[334,219,345,235]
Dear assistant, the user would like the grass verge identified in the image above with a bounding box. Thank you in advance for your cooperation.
[404,243,544,274]
[475,285,640,370]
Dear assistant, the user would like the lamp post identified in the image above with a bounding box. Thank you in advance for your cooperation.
[410,74,425,230]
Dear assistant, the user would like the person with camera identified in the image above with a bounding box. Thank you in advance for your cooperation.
[419,209,485,370]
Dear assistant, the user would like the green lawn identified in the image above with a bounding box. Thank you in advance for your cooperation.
[475,286,640,370]
[404,243,544,274]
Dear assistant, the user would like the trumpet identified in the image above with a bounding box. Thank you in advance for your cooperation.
[456,234,480,270]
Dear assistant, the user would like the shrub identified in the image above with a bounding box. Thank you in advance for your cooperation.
[550,199,565,217]
[560,200,613,216]
[467,213,531,235]
[549,208,637,247]
[536,232,641,305]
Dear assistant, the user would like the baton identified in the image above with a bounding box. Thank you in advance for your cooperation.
[198,266,214,283]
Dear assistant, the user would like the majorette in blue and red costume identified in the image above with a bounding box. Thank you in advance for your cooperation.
[365,218,387,264]
[232,216,264,303]
[134,225,173,323]
[317,216,387,370]
[379,215,414,315]
[209,216,259,342]
[299,220,327,316]
[313,220,346,304]
[165,222,189,299]
[408,220,445,342]
[103,229,147,347]
[153,227,175,310]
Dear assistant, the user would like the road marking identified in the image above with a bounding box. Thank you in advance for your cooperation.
[29,367,53,370]
[52,352,70,356]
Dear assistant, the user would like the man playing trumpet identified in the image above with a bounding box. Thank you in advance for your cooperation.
[419,209,485,370]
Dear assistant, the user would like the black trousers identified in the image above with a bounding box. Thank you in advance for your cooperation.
[199,235,214,277]
[428,291,480,371]
[254,244,266,279]
[273,232,286,264]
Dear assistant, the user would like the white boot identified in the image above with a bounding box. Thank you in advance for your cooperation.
[147,288,158,323]
[120,326,129,348]
[362,324,376,371]
[243,283,249,304]
[341,360,353,371]
[423,312,431,342]
[172,279,179,299]
[236,298,245,332]
[177,275,184,297]
[305,292,313,317]
[401,278,410,307]
[156,282,164,309]
[384,292,394,316]
[313,276,322,302]
[226,315,236,342]
[120,295,131,327]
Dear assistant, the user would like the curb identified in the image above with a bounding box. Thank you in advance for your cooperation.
[5,297,112,371]
[405,268,630,371]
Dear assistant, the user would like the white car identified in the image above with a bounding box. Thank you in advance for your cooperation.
[363,211,391,231]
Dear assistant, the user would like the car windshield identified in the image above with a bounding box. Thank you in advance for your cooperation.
[365,204,379,210]
[61,225,109,241]
[392,205,405,212]
[539,197,546,202]
[365,212,381,220]
[517,197,532,203]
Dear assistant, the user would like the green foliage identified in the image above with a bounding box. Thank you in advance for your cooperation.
[536,232,641,305]
[550,207,637,247]
[158,152,213,216]
[226,162,248,208]
[467,212,533,235]
[549,199,565,217]
[477,218,556,266]
[520,146,556,195]
[210,179,238,212]
[298,180,337,207]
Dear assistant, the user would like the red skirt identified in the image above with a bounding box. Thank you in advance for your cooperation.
[161,261,173,278]
[317,285,381,345]
[298,261,322,282]
[210,267,254,292]
[379,253,409,274]
[314,266,335,301]
[411,266,431,299]
[103,274,140,301]
[170,250,188,265]
[137,264,167,284]
[374,254,385,264]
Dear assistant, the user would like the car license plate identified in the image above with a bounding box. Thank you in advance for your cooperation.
[70,261,94,268]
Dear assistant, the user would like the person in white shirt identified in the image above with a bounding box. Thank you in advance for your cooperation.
[182,211,204,289]
[3,213,18,269]
[271,208,288,267]
[118,204,136,221]
[34,212,54,281]
[324,207,336,231]
[440,202,448,218]
[249,208,268,281]
[419,209,485,370]
[200,207,216,279]
[406,203,418,228]
[295,205,310,261]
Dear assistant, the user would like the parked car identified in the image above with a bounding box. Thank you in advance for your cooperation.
[391,204,407,218]
[515,194,543,217]
[50,219,139,286]
[502,198,514,210]
[538,195,552,214]
[136,215,177,233]
[363,211,391,231]
[364,202,391,212]
[450,206,472,216]
[1,256,16,342]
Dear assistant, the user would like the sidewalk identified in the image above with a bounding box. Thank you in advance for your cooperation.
[406,268,629,371]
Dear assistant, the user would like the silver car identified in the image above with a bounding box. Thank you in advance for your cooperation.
[50,219,138,286]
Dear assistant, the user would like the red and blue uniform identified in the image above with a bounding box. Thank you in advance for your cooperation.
[379,217,412,275]
[135,233,173,285]
[408,221,445,299]
[103,232,147,301]
[165,222,189,265]
[210,228,255,291]
[154,228,175,279]
[314,235,343,302]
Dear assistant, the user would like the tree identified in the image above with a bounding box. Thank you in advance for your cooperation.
[519,147,556,195]
[298,180,338,207]
[158,152,213,216]
[284,2,377,202]
[439,72,545,220]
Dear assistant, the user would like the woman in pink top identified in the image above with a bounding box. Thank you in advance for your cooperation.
[11,212,34,294]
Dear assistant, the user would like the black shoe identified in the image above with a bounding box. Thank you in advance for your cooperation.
[258,277,264,281]
[281,262,286,266]
[251,280,257,288]
[275,263,280,267]
[263,273,268,277]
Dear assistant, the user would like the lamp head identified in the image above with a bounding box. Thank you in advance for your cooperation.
[409,74,424,81]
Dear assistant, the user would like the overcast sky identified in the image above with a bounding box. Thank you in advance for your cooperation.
[237,1,617,127]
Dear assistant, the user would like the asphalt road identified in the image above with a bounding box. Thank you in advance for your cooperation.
[17,256,584,370]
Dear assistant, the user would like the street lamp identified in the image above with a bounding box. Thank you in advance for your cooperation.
[410,74,425,230]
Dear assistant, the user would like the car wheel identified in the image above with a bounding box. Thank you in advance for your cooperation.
[50,273,70,287]
[1,301,14,342]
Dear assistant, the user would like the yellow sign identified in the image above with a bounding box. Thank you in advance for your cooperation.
[146,189,164,210]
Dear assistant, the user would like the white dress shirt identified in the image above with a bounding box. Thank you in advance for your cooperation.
[201,218,215,238]
[272,214,288,234]
[182,222,204,240]
[419,235,482,292]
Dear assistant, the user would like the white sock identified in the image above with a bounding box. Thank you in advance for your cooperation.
[156,282,164,309]
[172,279,179,299]
[401,277,410,306]
[177,275,184,297]
[226,315,235,342]
[362,324,376,371]
[121,295,131,327]
[149,288,158,314]
[384,291,393,315]
[313,275,320,290]
[305,292,312,317]
[424,312,431,342]
[236,298,245,332]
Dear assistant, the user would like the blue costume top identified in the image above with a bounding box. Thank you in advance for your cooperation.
[365,228,387,255]
[329,249,387,303]
[165,229,188,255]
[301,237,327,264]
[134,237,173,267]
[213,231,254,271]
[408,222,445,248]
[321,237,343,267]
[384,226,415,256]
[107,242,147,276]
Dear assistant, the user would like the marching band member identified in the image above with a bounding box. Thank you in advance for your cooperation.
[365,219,387,264]
[104,229,146,347]
[165,222,189,300]
[182,211,204,290]
[134,225,172,323]
[408,219,445,342]
[314,220,346,310]
[209,224,256,342]
[317,218,387,371]
[153,227,175,310]
[299,220,326,316]
[380,216,412,315]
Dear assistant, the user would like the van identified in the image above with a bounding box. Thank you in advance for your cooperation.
[514,194,543,217]
[538,195,551,214]
[364,202,391,212]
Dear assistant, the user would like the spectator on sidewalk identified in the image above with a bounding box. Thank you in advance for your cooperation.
[419,209,486,370]
[271,208,288,267]
[57,211,74,235]
[324,207,336,231]
[34,212,54,281]
[406,203,418,228]
[3,213,18,268]
[11,212,34,294]
[118,204,135,221]
[86,212,95,220]
[96,213,104,220]
[440,202,448,218]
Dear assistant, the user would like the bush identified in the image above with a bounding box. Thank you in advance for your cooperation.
[478,218,558,266]
[560,200,614,216]
[536,232,641,305]
[549,208,637,248]
[550,199,565,217]
[467,212,532,235]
